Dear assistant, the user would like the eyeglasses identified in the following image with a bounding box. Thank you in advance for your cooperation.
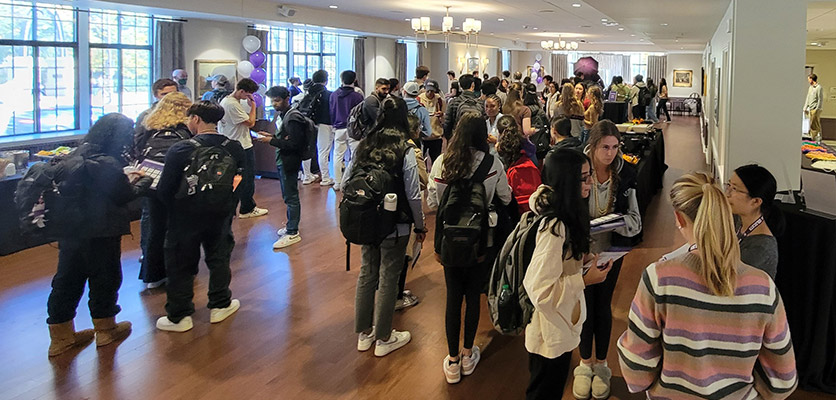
[724,182,749,196]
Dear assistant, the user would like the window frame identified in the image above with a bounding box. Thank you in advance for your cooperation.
[264,27,339,92]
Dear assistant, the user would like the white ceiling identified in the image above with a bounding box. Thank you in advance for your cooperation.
[808,2,836,49]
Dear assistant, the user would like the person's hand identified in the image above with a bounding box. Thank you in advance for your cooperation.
[583,255,613,286]
[246,93,255,107]
[256,131,271,137]
[415,232,427,243]
[127,170,146,183]
[494,142,501,152]
[254,135,271,143]
[487,135,498,144]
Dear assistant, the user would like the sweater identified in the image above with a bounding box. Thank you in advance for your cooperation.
[617,253,798,400]
[329,86,364,129]
[427,149,512,210]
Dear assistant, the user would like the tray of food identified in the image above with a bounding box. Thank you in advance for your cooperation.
[35,146,74,159]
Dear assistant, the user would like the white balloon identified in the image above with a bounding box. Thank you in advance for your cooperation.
[237,61,255,78]
[257,84,267,96]
[242,35,261,53]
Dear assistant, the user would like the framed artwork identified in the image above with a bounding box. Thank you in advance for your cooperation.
[194,59,239,100]
[467,57,480,75]
[674,69,693,87]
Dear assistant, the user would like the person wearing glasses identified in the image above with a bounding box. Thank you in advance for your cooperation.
[574,120,642,400]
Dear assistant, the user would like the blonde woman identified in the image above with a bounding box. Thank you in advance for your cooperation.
[136,91,193,288]
[618,172,797,400]
[583,86,603,144]
[502,84,536,137]
[554,83,585,138]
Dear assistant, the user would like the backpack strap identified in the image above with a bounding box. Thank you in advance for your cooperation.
[471,153,494,183]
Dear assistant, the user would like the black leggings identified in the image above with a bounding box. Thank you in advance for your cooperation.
[579,258,623,360]
[444,264,485,357]
[527,351,572,400]
[423,139,443,163]
[656,98,671,121]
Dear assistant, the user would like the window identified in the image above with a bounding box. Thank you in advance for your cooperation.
[0,1,77,137]
[264,27,339,92]
[405,41,418,81]
[89,9,153,122]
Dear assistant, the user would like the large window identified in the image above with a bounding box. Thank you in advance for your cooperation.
[264,27,339,92]
[0,1,77,137]
[89,9,153,122]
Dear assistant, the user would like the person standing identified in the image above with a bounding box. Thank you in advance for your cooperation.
[806,73,824,143]
[307,70,335,186]
[155,101,245,332]
[629,75,648,120]
[583,86,603,144]
[288,77,302,102]
[172,69,192,100]
[330,70,365,189]
[656,78,671,122]
[219,78,268,219]
[201,75,232,104]
[403,81,432,141]
[645,78,659,123]
[414,65,430,90]
[417,80,446,162]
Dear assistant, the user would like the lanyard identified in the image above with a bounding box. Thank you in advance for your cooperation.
[737,216,764,241]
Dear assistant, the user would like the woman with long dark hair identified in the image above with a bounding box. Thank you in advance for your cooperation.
[656,78,671,122]
[555,83,585,138]
[346,97,426,357]
[428,112,512,384]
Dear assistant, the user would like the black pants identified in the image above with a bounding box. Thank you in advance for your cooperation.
[423,139,443,163]
[47,236,123,324]
[526,351,572,400]
[238,147,257,214]
[397,258,409,300]
[579,258,623,360]
[632,105,646,120]
[444,264,485,357]
[164,214,235,323]
[656,98,671,121]
[139,196,167,283]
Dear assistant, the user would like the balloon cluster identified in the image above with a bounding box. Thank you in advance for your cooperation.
[239,35,267,108]
[532,60,543,85]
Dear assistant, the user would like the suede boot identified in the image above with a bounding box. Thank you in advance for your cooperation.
[92,317,132,347]
[48,320,95,357]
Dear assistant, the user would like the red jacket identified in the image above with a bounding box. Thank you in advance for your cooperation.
[506,155,541,213]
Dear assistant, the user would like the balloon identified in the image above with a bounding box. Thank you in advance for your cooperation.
[257,84,267,96]
[533,61,541,70]
[250,68,267,84]
[249,51,266,68]
[252,93,264,109]
[242,35,261,53]
[237,61,254,78]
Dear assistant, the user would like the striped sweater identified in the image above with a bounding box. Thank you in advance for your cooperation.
[617,253,797,400]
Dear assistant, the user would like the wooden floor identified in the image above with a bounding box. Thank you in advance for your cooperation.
[0,117,828,400]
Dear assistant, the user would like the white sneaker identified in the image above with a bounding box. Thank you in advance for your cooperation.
[156,316,193,332]
[320,178,335,186]
[239,207,268,219]
[210,299,240,323]
[573,363,594,399]
[394,293,420,311]
[374,329,410,357]
[357,326,376,352]
[302,175,319,185]
[591,364,612,400]
[276,228,287,236]
[443,355,462,384]
[461,346,481,376]
[273,234,301,249]
[145,278,167,289]
[333,183,341,191]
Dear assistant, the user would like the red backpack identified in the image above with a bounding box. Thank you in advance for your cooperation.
[506,155,541,214]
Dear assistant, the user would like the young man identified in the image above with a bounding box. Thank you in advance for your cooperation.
[414,66,430,90]
[156,101,245,332]
[307,70,335,186]
[443,74,482,139]
[550,116,582,152]
[806,73,824,143]
[171,69,192,100]
[330,70,365,189]
[357,78,391,150]
[417,80,446,162]
[403,81,431,139]
[256,87,308,249]
[219,78,268,219]
[629,74,647,120]
[288,77,302,102]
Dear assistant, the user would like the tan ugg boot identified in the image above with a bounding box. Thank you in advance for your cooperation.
[48,320,95,357]
[92,317,132,347]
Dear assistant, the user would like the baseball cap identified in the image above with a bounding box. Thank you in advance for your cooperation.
[403,81,420,97]
[207,74,229,86]
[425,80,440,93]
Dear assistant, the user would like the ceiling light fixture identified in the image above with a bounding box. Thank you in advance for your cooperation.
[497,18,504,21]
[660,23,668,26]
[572,3,581,7]
[601,18,608,22]
[618,27,624,31]
[541,36,579,51]
[329,5,338,9]
[408,7,481,48]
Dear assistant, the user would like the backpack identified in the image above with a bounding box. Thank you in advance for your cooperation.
[176,138,239,214]
[347,96,379,141]
[434,154,494,268]
[454,96,483,125]
[140,126,190,163]
[487,211,545,335]
[527,105,551,160]
[293,89,320,120]
[506,156,541,214]
[282,108,316,159]
[637,85,651,107]
[15,154,87,239]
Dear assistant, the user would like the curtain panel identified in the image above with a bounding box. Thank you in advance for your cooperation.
[551,53,568,81]
[354,37,366,92]
[154,21,184,83]
[395,42,407,86]
[646,55,667,85]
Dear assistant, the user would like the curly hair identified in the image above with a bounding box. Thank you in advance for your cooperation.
[442,112,489,182]
[497,124,523,167]
[143,91,192,131]
[557,83,584,116]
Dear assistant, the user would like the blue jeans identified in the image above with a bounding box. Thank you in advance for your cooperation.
[238,147,257,214]
[646,100,659,123]
[276,157,300,235]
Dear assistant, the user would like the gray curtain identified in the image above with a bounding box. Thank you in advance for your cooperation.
[395,42,407,85]
[154,21,184,82]
[551,53,568,80]
[417,45,424,70]
[622,55,632,81]
[647,55,667,85]
[497,51,504,77]
[354,37,365,92]
[247,27,268,119]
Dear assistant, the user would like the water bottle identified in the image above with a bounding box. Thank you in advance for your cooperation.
[498,283,513,330]
[498,284,512,305]
[383,193,397,211]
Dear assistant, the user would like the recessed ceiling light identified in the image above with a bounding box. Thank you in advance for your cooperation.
[329,5,338,9]
[618,27,624,31]
[675,39,679,42]
[404,18,410,21]
[497,18,504,21]
[630,34,636,37]
[680,47,684,50]
[580,25,591,28]
[660,23,668,26]
[572,3,581,7]
[490,32,494,35]
[533,27,538,30]
[811,42,819,46]
[601,18,608,22]
[639,38,644,41]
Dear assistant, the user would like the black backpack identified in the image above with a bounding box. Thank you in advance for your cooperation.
[637,85,651,107]
[347,96,379,141]
[176,138,239,213]
[455,96,483,124]
[140,127,190,163]
[339,160,402,245]
[290,98,319,160]
[15,154,87,239]
[527,105,551,161]
[434,154,494,268]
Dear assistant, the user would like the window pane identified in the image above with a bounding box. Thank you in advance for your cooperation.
[268,53,287,88]
[0,45,36,136]
[36,4,75,42]
[0,1,34,41]
[322,33,336,54]
[120,49,151,120]
[293,54,306,80]
[89,10,120,44]
[38,46,76,131]
[269,28,288,52]
[90,48,119,122]
[306,55,319,81]
[305,31,320,53]
[293,31,305,53]
[323,56,337,91]
[120,13,151,46]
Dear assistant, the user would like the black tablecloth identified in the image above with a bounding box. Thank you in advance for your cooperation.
[619,130,667,246]
[603,101,628,124]
[774,202,836,394]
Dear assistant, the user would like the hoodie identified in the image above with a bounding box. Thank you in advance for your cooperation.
[329,86,364,130]
[306,83,332,125]
[629,81,647,106]
[404,96,432,138]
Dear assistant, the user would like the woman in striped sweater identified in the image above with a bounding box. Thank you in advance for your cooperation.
[617,172,797,400]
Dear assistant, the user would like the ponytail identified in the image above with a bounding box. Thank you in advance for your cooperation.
[734,164,785,236]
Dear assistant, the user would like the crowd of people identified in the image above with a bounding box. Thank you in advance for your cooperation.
[35,64,798,400]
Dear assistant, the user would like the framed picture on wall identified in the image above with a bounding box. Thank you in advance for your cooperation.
[194,59,239,100]
[467,57,480,75]
[674,69,693,87]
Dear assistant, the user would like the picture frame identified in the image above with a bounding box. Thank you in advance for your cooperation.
[673,69,693,87]
[194,59,239,100]
[466,57,480,75]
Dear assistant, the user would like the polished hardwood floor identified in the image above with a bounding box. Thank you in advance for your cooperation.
[0,117,828,400]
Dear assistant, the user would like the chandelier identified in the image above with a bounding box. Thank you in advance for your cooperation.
[409,7,481,48]
[541,37,579,51]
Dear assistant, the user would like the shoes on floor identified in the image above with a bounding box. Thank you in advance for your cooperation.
[145,278,167,289]
[443,355,462,384]
[239,207,268,219]
[277,227,287,237]
[92,317,132,346]
[156,316,194,332]
[210,299,240,323]
[591,363,612,399]
[357,326,376,352]
[461,346,481,376]
[273,234,301,249]
[302,175,319,185]
[374,329,410,357]
[320,178,335,186]
[394,292,420,311]
[573,363,594,399]
[47,320,95,357]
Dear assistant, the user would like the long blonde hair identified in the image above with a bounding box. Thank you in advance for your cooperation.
[670,172,740,296]
[502,86,524,116]
[143,91,192,131]
[558,83,584,116]
[587,86,604,115]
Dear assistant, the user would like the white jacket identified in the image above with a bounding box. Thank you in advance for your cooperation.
[427,149,512,210]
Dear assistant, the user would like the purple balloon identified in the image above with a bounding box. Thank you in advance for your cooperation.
[250,68,267,84]
[249,51,266,68]
[252,93,264,109]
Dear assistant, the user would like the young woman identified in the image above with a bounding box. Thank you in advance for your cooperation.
[618,172,797,400]
[485,94,504,142]
[427,113,512,384]
[574,120,642,400]
[525,149,613,400]
[497,115,537,165]
[645,78,659,123]
[502,85,536,137]
[347,97,426,357]
[137,91,193,289]
[575,82,590,110]
[656,78,671,122]
[496,126,540,213]
[555,83,585,138]
[583,86,603,145]
[545,82,559,119]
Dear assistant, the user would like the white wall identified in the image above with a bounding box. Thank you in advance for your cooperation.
[448,43,498,80]
[427,43,450,92]
[806,50,836,118]
[510,50,552,90]
[363,37,397,92]
[666,54,702,98]
[182,18,247,99]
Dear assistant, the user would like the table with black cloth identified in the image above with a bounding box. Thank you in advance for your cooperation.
[774,201,836,394]
[614,129,667,247]
[603,101,628,124]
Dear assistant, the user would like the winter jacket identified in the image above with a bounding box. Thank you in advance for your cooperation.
[269,109,311,175]
[629,82,647,106]
[361,94,385,127]
[307,83,332,126]
[329,86,364,130]
[404,97,432,139]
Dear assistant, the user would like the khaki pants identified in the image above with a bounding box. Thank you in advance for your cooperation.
[810,108,822,142]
